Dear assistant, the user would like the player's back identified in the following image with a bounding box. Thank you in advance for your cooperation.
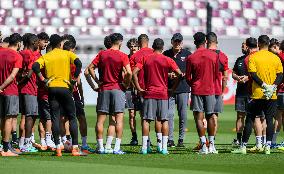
[97,49,129,90]
[39,48,77,88]
[186,47,217,95]
[143,53,175,99]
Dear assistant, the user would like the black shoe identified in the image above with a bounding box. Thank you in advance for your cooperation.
[130,138,138,146]
[177,139,185,147]
[11,139,19,146]
[167,140,175,147]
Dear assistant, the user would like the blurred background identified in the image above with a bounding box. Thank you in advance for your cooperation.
[1,0,284,104]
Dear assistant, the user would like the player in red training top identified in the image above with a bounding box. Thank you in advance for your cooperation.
[186,32,218,155]
[87,33,132,154]
[133,38,182,155]
[0,33,23,157]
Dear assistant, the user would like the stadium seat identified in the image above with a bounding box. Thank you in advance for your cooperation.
[243,9,256,19]
[178,18,188,26]
[128,1,139,8]
[105,0,115,8]
[59,0,70,8]
[126,9,139,18]
[67,26,80,36]
[155,18,165,26]
[226,26,239,36]
[228,0,241,10]
[163,10,173,17]
[274,1,284,10]
[188,18,201,27]
[256,10,266,17]
[46,9,57,18]
[5,17,17,25]
[158,26,172,36]
[109,18,120,25]
[234,18,247,28]
[239,28,250,35]
[185,10,196,17]
[120,17,132,27]
[257,17,270,28]
[24,0,36,9]
[58,8,70,18]
[34,9,45,18]
[195,1,206,8]
[249,26,262,36]
[29,17,41,27]
[13,0,24,8]
[149,9,163,18]
[51,18,63,27]
[133,17,143,26]
[63,18,74,25]
[165,17,178,27]
[70,0,82,9]
[180,26,194,36]
[34,26,44,33]
[212,17,224,28]
[266,9,279,19]
[272,26,284,36]
[103,9,116,18]
[102,26,113,35]
[248,19,257,26]
[243,1,252,8]
[17,17,28,25]
[41,18,51,25]
[182,1,195,10]
[89,26,103,36]
[265,1,274,9]
[71,9,80,16]
[173,1,183,9]
[252,0,264,10]
[45,26,57,36]
[11,8,24,18]
[0,9,8,17]
[112,27,125,35]
[135,26,148,35]
[148,27,159,35]
[82,0,92,8]
[92,9,103,17]
[143,17,155,27]
[92,0,105,9]
[138,9,148,17]
[232,10,242,17]
[173,9,186,18]
[57,27,67,34]
[36,0,46,8]
[115,1,128,9]
[87,17,96,25]
[81,9,92,18]
[24,10,34,17]
[219,1,228,9]
[96,17,108,26]
[224,18,234,26]
[212,10,220,17]
[0,26,11,35]
[220,10,232,19]
[46,0,59,10]
[197,9,207,18]
[160,1,173,10]
[116,9,126,17]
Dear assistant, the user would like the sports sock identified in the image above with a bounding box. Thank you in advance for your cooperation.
[237,132,242,143]
[72,145,78,148]
[147,136,151,148]
[200,136,206,144]
[41,138,46,146]
[142,136,148,150]
[45,132,52,144]
[132,132,137,139]
[19,137,25,147]
[66,135,71,141]
[12,131,17,142]
[241,142,247,148]
[272,132,279,144]
[97,139,103,150]
[82,136,87,147]
[31,133,35,143]
[114,138,121,151]
[256,136,262,148]
[262,135,267,145]
[162,136,168,151]
[209,136,215,145]
[2,141,9,152]
[266,141,272,147]
[62,136,67,144]
[24,137,32,147]
[156,133,162,150]
[56,144,61,149]
[105,136,114,149]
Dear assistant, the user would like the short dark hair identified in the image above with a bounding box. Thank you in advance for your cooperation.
[152,38,164,50]
[22,33,33,47]
[3,36,10,43]
[104,35,112,49]
[109,33,123,45]
[193,32,206,46]
[269,38,280,48]
[280,40,284,51]
[61,34,76,48]
[37,32,49,41]
[246,37,257,49]
[9,33,22,46]
[138,34,149,44]
[127,38,138,49]
[63,41,76,51]
[49,34,62,49]
[206,32,218,44]
[258,35,270,47]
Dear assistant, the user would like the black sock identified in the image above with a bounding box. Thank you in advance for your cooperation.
[237,133,242,142]
[12,131,17,142]
[2,141,9,152]
[132,132,137,139]
[66,135,71,141]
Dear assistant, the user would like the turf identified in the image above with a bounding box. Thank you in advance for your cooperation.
[1,105,284,174]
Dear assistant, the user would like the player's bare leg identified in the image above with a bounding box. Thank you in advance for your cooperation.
[141,119,150,154]
[113,112,124,154]
[207,114,217,153]
[19,115,25,148]
[254,117,263,151]
[235,112,246,144]
[129,109,138,145]
[261,118,267,146]
[161,120,169,154]
[104,115,116,153]
[155,119,162,152]
[11,117,18,145]
[95,112,107,153]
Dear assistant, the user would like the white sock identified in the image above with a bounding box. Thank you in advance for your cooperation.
[272,132,279,144]
[156,133,162,150]
[97,139,104,150]
[24,137,32,147]
[142,136,148,150]
[45,132,52,140]
[262,135,267,145]
[256,136,262,148]
[56,144,61,149]
[209,136,215,145]
[62,136,67,144]
[41,138,46,146]
[162,136,168,151]
[72,145,78,148]
[114,138,121,151]
[82,136,87,147]
[266,141,272,147]
[19,137,25,147]
[105,136,114,149]
[59,136,62,145]
[31,133,35,143]
[200,136,207,144]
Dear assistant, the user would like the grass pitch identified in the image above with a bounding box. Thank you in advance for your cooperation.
[1,105,284,174]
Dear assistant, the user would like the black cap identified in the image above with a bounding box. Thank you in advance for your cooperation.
[172,33,183,41]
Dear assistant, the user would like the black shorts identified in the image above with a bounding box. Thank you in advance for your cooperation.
[277,93,284,110]
[74,98,85,117]
[38,99,51,120]
[247,99,277,119]
[235,96,249,112]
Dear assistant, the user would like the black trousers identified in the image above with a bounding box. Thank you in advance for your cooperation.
[242,99,277,143]
[48,87,78,146]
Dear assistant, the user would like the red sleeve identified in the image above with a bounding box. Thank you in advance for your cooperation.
[92,51,102,66]
[15,54,23,68]
[244,56,249,71]
[122,53,129,66]
[135,63,143,70]
[220,52,229,71]
[185,55,192,83]
[167,57,179,71]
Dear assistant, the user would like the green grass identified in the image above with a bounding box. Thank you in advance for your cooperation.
[1,105,284,174]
